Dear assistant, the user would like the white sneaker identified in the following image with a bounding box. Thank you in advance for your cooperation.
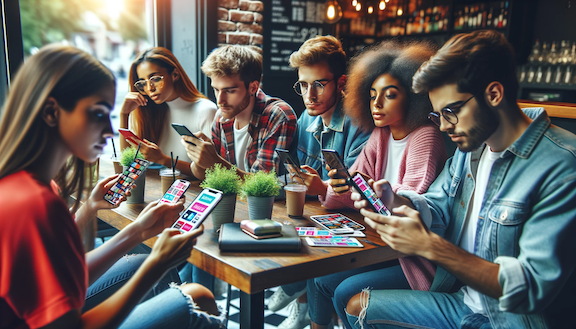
[267,286,306,312]
[278,300,311,329]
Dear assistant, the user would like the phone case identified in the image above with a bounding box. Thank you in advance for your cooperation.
[321,149,350,179]
[160,179,190,204]
[305,237,364,248]
[240,219,283,235]
[118,128,144,143]
[104,158,150,205]
[349,173,391,216]
[171,188,223,233]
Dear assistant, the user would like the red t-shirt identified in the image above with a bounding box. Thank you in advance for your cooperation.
[0,171,87,329]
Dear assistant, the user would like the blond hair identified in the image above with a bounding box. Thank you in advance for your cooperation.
[201,45,262,86]
[129,47,208,144]
[289,35,347,78]
[0,45,115,211]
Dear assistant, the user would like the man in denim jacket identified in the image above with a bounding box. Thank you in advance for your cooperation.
[266,36,370,328]
[346,30,576,328]
[290,36,370,180]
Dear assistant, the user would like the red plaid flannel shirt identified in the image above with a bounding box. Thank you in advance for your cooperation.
[212,89,297,173]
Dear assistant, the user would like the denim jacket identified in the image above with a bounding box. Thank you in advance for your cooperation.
[296,101,370,180]
[401,108,576,328]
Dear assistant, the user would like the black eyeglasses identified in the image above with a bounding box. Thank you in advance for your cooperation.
[428,94,475,127]
[293,79,333,96]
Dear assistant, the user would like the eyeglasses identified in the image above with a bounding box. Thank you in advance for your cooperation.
[293,79,333,96]
[134,75,164,94]
[428,94,475,127]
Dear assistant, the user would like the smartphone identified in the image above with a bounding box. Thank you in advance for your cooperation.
[104,158,150,205]
[160,179,191,204]
[118,128,144,143]
[171,123,202,144]
[310,214,355,234]
[321,149,350,180]
[171,188,223,233]
[349,172,391,216]
[275,148,304,184]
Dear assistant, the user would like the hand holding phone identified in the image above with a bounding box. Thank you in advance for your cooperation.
[349,172,391,216]
[171,188,223,233]
[160,179,191,204]
[276,148,304,184]
[118,128,145,144]
[104,158,150,205]
[321,149,350,180]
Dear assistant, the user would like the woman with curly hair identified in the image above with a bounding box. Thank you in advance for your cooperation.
[304,40,447,329]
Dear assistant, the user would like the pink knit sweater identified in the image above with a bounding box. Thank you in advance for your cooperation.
[320,125,448,291]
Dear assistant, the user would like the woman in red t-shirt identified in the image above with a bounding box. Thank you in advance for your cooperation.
[0,45,223,328]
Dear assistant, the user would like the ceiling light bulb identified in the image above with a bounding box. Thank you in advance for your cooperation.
[352,0,357,6]
[379,1,385,10]
[397,8,403,16]
[368,6,373,13]
[356,3,362,11]
[325,0,343,24]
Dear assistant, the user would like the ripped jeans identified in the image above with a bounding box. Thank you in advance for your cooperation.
[84,254,225,329]
[345,289,490,329]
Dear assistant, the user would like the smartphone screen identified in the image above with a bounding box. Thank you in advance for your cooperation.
[160,179,191,204]
[310,214,355,234]
[104,158,150,205]
[275,148,304,184]
[118,128,144,143]
[172,188,223,233]
[321,149,350,180]
[350,173,391,216]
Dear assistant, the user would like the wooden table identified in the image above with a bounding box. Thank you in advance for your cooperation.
[97,158,403,328]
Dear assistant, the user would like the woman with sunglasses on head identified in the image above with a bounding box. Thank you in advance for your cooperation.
[0,45,224,329]
[120,47,217,177]
[302,41,448,329]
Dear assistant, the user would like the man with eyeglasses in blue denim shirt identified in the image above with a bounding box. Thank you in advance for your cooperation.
[266,36,370,329]
[346,30,576,329]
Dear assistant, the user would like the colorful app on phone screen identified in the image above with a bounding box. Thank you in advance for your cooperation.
[352,174,391,216]
[104,158,149,205]
[172,189,223,233]
[160,179,190,204]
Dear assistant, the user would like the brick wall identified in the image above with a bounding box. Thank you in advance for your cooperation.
[218,0,264,48]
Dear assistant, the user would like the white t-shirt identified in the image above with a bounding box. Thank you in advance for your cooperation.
[460,146,504,314]
[381,133,409,186]
[233,121,252,172]
[157,98,217,162]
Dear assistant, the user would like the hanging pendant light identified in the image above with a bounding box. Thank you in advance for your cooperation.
[325,0,343,24]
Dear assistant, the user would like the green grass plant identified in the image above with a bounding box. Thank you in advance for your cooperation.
[200,164,242,196]
[241,170,281,197]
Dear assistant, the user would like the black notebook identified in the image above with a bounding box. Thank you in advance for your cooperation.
[219,223,302,252]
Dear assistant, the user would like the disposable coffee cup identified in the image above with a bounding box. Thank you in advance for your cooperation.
[111,157,123,174]
[284,183,307,218]
[159,168,181,193]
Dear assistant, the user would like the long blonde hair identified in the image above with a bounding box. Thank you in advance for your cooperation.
[128,47,208,144]
[0,45,115,211]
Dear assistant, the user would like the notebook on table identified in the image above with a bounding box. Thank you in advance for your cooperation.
[218,223,302,252]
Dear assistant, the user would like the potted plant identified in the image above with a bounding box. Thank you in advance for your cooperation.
[200,164,242,232]
[120,146,146,204]
[241,170,281,220]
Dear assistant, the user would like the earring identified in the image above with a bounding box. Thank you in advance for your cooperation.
[251,93,255,97]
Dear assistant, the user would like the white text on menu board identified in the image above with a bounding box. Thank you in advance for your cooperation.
[270,0,325,72]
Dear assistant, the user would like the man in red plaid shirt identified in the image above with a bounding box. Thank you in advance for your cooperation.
[182,45,297,179]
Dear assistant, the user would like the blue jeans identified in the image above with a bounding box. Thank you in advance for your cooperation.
[84,254,224,328]
[310,262,409,328]
[179,263,216,294]
[345,290,488,329]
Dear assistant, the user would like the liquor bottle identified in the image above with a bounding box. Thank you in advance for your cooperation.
[487,7,493,27]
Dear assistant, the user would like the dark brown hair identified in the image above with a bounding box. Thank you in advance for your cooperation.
[412,30,518,105]
[344,40,436,131]
[129,47,208,144]
[289,35,347,78]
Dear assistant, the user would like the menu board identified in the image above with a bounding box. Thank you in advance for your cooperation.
[263,0,331,77]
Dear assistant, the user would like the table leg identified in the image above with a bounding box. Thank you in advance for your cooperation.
[239,290,264,329]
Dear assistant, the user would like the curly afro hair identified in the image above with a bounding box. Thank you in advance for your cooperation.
[344,40,437,132]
